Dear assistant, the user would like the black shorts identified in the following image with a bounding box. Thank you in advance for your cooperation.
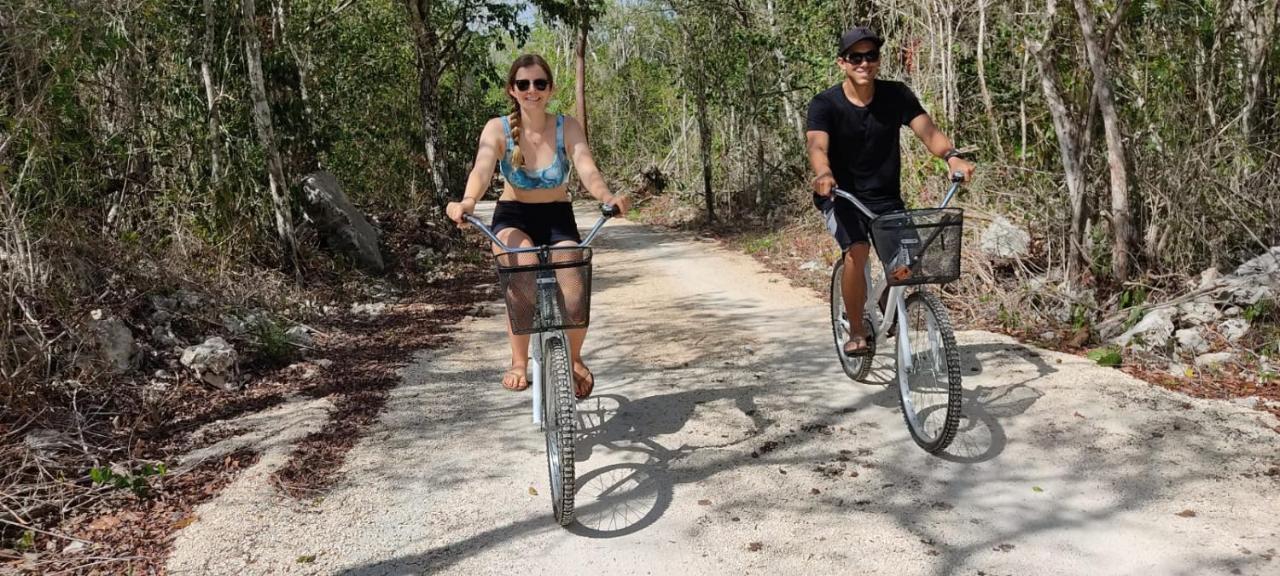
[814,192,905,251]
[490,201,582,246]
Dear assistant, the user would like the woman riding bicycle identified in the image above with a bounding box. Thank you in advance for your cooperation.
[446,54,630,399]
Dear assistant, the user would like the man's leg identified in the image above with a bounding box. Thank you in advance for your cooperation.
[842,242,872,351]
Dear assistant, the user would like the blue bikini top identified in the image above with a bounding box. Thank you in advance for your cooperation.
[499,115,570,190]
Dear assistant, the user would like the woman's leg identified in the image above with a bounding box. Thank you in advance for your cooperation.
[496,228,535,390]
[842,243,872,352]
[550,240,593,397]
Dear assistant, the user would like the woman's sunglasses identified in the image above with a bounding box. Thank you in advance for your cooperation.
[842,50,881,65]
[513,78,550,92]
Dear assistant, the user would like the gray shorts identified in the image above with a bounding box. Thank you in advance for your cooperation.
[817,194,905,251]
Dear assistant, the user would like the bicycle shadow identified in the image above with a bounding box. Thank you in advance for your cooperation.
[565,388,771,538]
[853,339,1051,463]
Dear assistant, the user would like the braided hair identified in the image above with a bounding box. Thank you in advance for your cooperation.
[505,54,555,168]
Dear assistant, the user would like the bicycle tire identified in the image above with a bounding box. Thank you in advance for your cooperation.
[895,290,962,453]
[831,259,875,381]
[543,336,576,526]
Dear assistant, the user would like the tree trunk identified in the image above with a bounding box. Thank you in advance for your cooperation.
[1073,0,1133,281]
[977,0,1003,156]
[1235,0,1279,141]
[765,0,803,141]
[753,121,764,206]
[945,1,958,125]
[241,0,300,275]
[419,72,450,211]
[1019,0,1030,165]
[1031,39,1088,281]
[201,0,222,184]
[575,17,588,138]
[276,0,319,163]
[696,83,714,223]
[404,0,451,212]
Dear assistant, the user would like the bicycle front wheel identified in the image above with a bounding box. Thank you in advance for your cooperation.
[895,290,961,453]
[831,259,875,381]
[542,336,576,525]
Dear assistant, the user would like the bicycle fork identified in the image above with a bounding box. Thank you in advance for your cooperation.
[531,263,563,429]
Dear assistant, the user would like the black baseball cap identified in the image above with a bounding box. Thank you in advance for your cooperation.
[839,27,884,56]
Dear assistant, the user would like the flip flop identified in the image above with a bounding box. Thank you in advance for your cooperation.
[502,367,529,391]
[843,335,875,358]
[572,364,595,400]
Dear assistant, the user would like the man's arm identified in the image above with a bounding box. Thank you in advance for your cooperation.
[908,114,976,182]
[806,130,837,196]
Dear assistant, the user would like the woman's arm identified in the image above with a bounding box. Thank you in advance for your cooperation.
[447,118,504,224]
[563,116,631,214]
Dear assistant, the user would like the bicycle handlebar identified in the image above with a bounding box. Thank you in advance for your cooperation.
[460,202,620,253]
[833,172,966,219]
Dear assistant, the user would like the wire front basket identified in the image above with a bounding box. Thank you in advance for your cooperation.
[870,208,964,286]
[494,246,593,335]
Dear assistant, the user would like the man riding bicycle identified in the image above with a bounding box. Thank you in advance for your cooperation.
[806,26,976,357]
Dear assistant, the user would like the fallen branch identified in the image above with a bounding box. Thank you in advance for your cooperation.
[0,517,92,544]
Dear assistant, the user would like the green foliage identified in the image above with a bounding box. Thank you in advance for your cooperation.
[743,234,780,254]
[1119,286,1147,310]
[998,303,1023,330]
[1087,347,1123,367]
[1071,304,1090,331]
[251,317,296,363]
[15,530,35,552]
[90,462,168,497]
[1119,287,1148,330]
[1244,299,1274,323]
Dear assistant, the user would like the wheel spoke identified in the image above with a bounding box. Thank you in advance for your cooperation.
[896,292,962,453]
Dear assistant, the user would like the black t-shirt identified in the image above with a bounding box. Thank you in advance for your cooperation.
[807,80,926,206]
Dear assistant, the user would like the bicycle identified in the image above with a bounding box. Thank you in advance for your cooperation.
[462,203,620,526]
[829,173,966,453]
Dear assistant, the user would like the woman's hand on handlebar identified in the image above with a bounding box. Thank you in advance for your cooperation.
[445,199,475,228]
[604,194,632,216]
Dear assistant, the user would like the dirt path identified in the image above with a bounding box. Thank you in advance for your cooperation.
[168,203,1280,576]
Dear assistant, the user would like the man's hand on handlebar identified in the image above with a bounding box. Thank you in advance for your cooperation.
[812,173,836,197]
[947,156,976,183]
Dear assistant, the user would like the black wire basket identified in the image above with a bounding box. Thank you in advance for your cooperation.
[494,247,593,335]
[870,208,964,286]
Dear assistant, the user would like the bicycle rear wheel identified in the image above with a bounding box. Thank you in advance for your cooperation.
[895,290,961,453]
[542,336,576,525]
[831,259,875,381]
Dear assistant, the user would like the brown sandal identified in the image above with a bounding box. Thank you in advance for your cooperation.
[572,364,595,399]
[502,367,529,391]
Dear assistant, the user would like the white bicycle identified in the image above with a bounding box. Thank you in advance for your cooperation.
[830,173,966,453]
[463,204,619,526]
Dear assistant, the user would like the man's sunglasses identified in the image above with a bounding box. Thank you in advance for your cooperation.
[842,50,881,65]
[514,78,551,92]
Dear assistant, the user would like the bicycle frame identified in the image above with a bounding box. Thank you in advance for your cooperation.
[832,174,964,372]
[463,205,617,428]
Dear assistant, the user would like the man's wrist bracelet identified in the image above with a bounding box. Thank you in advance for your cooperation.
[942,149,963,161]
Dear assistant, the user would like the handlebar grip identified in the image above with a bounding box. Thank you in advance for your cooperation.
[601,203,621,217]
[951,171,966,183]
